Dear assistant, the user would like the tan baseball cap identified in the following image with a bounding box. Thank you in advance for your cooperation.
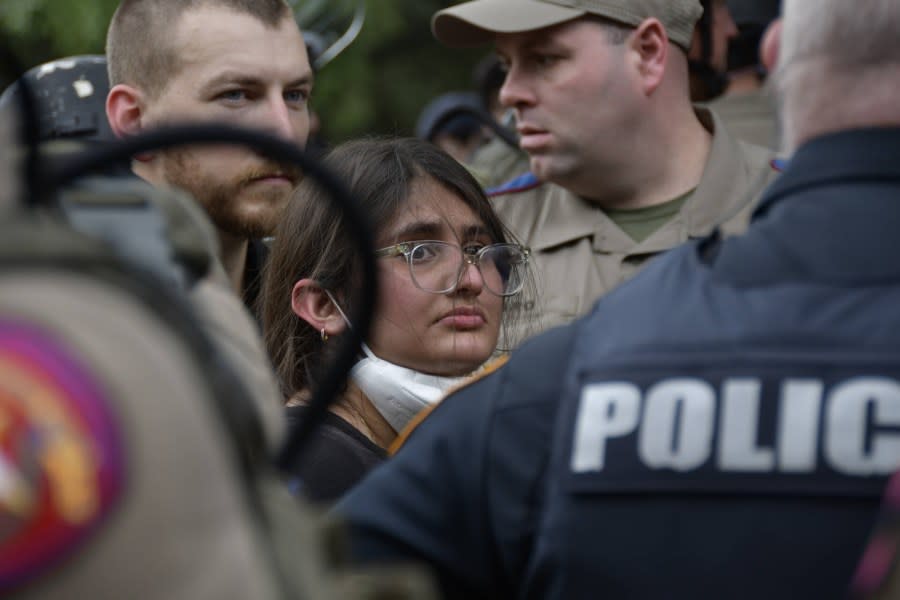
[432,0,703,51]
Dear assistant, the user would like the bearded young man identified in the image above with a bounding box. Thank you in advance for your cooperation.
[101,0,313,455]
[105,0,313,305]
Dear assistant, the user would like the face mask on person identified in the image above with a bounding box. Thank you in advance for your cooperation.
[324,290,464,433]
[351,344,464,433]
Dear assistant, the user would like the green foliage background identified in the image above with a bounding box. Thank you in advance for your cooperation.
[0,0,488,143]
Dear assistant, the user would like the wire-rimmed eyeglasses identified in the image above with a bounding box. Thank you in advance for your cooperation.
[375,240,529,297]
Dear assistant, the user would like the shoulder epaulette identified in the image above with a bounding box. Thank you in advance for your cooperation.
[486,172,541,197]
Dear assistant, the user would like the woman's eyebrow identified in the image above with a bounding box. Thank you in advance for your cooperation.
[388,221,443,241]
[387,221,491,242]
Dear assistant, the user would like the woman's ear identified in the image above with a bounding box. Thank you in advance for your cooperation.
[629,18,668,95]
[291,279,348,337]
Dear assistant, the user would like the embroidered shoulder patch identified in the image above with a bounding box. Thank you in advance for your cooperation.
[486,172,541,197]
[389,354,510,455]
[0,320,125,591]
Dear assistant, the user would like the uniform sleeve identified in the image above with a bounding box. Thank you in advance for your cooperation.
[333,326,578,599]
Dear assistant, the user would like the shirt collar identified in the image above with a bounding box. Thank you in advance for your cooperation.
[527,108,773,250]
[754,127,900,221]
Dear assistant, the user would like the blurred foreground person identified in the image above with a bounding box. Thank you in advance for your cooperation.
[262,137,530,503]
[336,1,900,598]
[0,77,436,600]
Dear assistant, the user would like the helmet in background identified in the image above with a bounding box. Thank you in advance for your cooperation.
[0,55,114,144]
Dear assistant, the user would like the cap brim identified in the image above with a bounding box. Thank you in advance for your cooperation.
[432,0,586,48]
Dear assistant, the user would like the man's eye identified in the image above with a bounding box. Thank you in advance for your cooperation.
[533,54,560,68]
[217,89,248,103]
[284,89,309,105]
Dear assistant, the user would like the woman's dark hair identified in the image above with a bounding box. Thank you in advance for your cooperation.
[260,136,530,400]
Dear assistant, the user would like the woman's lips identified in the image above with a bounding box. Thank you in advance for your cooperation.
[439,308,487,329]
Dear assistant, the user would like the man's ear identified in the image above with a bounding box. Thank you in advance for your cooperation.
[107,83,156,163]
[106,83,145,139]
[291,279,348,338]
[629,18,668,95]
[760,18,782,75]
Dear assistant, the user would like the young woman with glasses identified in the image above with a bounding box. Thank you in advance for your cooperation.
[260,137,532,503]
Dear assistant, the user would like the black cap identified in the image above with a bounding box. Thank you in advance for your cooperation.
[415,91,487,142]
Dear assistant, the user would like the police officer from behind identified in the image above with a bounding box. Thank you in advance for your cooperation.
[335,0,900,597]
[104,0,313,308]
[430,0,777,346]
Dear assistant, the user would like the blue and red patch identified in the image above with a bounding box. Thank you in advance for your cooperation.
[0,320,125,591]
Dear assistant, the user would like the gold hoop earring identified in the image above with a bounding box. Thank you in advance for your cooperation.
[320,328,328,342]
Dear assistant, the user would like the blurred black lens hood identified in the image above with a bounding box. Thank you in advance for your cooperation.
[45,123,376,476]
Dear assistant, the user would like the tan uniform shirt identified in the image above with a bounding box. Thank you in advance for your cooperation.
[491,109,778,344]
[467,135,531,189]
[705,87,780,151]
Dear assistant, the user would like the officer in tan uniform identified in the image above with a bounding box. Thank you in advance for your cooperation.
[431,0,778,344]
[705,0,781,150]
[0,66,437,600]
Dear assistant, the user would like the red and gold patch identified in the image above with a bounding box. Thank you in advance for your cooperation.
[0,320,125,591]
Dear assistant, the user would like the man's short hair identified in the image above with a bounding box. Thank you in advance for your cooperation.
[106,0,293,97]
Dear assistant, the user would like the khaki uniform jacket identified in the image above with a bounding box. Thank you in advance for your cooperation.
[467,136,531,189]
[704,88,780,151]
[491,109,778,345]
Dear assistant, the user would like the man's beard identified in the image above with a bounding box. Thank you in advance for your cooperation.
[161,149,299,239]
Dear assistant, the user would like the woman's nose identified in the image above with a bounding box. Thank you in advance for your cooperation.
[453,259,485,295]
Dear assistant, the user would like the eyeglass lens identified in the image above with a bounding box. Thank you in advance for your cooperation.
[408,242,525,296]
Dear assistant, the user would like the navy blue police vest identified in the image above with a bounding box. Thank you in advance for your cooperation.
[535,224,900,599]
